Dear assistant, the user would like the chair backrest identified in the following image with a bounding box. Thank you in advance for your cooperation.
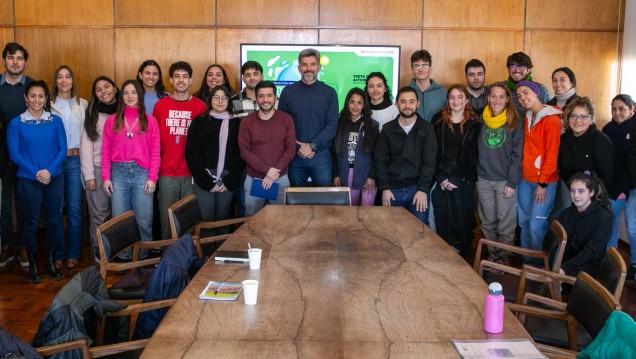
[168,194,203,238]
[567,271,621,340]
[542,220,567,271]
[596,247,627,301]
[284,187,351,206]
[96,210,141,265]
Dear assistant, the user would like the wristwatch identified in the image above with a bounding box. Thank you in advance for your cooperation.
[309,142,317,151]
[538,182,547,188]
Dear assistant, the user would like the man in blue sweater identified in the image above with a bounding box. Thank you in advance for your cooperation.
[0,42,32,268]
[278,48,338,187]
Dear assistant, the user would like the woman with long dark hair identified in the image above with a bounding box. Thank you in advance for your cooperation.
[80,76,118,261]
[8,81,66,283]
[186,85,244,234]
[365,72,398,130]
[136,59,168,114]
[331,87,379,206]
[431,84,481,257]
[193,64,233,103]
[558,171,612,277]
[102,80,160,260]
[50,65,87,269]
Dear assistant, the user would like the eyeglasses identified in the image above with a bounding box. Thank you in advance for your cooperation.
[412,64,430,70]
[212,95,229,102]
[568,113,593,121]
[509,64,527,71]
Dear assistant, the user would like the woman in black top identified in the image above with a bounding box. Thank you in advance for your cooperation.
[431,84,481,258]
[185,85,244,235]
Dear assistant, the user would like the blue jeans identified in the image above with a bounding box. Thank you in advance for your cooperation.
[18,175,64,257]
[517,180,557,264]
[611,188,636,264]
[62,155,83,260]
[389,185,429,225]
[110,162,153,259]
[288,151,332,187]
[608,198,626,251]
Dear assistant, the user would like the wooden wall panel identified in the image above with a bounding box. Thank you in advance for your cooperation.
[320,0,421,28]
[421,30,524,88]
[424,0,525,29]
[216,28,318,90]
[319,29,421,88]
[525,31,620,125]
[115,0,214,26]
[0,28,14,46]
[15,27,113,100]
[218,0,318,26]
[0,0,13,26]
[526,0,621,30]
[15,0,112,26]
[114,28,215,93]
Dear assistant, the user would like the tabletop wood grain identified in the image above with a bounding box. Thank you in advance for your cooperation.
[141,205,532,358]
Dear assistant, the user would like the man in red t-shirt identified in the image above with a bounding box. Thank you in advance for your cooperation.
[153,61,207,239]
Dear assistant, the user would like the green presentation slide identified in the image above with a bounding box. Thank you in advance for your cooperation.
[244,46,399,109]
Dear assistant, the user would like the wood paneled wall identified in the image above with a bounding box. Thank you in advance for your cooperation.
[0,0,624,123]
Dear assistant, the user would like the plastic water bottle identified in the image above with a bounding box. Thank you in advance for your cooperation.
[484,282,504,333]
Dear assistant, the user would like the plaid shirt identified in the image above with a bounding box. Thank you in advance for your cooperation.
[231,89,279,118]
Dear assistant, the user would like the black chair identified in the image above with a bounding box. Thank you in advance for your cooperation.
[508,271,621,356]
[473,219,568,302]
[96,211,179,301]
[284,187,351,206]
[168,194,249,257]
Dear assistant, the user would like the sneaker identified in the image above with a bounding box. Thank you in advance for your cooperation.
[0,245,15,268]
[18,247,29,267]
[627,263,636,282]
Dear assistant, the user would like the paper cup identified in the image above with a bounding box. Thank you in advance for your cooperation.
[242,280,259,305]
[248,248,262,270]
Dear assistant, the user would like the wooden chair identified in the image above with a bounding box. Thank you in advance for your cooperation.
[508,271,621,356]
[519,247,627,313]
[96,210,181,301]
[168,194,249,257]
[473,220,568,301]
[284,187,351,206]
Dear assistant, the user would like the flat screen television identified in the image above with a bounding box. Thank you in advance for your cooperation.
[239,44,401,109]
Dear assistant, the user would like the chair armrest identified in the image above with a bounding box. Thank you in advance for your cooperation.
[516,265,576,303]
[105,298,177,317]
[199,217,250,230]
[522,292,567,311]
[136,238,180,249]
[36,339,90,357]
[90,339,151,358]
[506,303,570,321]
[479,259,522,276]
[107,257,160,272]
[536,343,578,358]
[473,238,547,272]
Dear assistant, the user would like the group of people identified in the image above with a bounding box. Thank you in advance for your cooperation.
[0,41,634,286]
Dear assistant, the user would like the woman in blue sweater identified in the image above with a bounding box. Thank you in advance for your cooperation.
[7,80,67,283]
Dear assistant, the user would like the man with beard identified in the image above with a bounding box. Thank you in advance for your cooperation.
[375,86,437,224]
[232,61,270,118]
[465,59,489,116]
[278,48,338,187]
[0,42,32,268]
[505,52,552,117]
[238,81,295,215]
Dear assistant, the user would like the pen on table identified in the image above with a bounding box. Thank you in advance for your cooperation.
[214,282,226,295]
[248,243,252,251]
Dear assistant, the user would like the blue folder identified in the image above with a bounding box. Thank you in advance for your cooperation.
[250,178,279,200]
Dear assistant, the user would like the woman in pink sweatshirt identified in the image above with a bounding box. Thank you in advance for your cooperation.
[101,79,160,260]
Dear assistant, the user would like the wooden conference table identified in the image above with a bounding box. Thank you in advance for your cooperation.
[142,205,532,358]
